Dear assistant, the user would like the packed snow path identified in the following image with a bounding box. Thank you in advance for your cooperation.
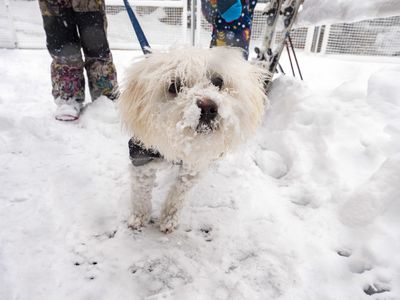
[1,49,400,299]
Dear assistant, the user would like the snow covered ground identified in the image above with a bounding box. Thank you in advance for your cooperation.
[1,49,400,300]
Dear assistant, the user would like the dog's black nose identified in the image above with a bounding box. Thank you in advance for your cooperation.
[197,98,218,122]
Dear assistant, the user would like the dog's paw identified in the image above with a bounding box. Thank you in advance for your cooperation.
[159,214,179,234]
[128,213,150,231]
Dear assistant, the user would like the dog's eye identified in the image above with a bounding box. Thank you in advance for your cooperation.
[168,79,182,95]
[211,76,223,90]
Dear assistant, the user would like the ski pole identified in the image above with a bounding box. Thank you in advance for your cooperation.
[285,41,295,77]
[288,34,303,80]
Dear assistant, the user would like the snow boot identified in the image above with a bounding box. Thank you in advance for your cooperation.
[55,98,83,121]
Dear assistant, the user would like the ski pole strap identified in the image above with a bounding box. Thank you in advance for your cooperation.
[123,0,152,54]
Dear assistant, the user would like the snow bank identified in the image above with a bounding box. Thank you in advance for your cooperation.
[340,155,400,226]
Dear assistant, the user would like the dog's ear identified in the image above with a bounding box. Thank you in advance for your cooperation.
[118,60,152,137]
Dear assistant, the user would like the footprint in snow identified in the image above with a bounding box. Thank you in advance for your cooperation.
[129,256,192,295]
[336,248,391,296]
[71,230,117,281]
[254,149,288,179]
[72,248,100,281]
[199,225,213,242]
[363,283,390,296]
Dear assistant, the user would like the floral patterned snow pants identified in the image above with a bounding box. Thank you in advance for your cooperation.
[201,0,258,59]
[39,0,118,102]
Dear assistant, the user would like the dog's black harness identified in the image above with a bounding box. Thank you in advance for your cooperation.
[128,138,162,166]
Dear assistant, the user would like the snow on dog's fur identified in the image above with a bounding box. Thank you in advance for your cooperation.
[119,47,268,233]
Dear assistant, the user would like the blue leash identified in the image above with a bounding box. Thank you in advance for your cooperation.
[123,0,152,54]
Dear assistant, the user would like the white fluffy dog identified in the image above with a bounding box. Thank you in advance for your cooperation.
[119,47,267,233]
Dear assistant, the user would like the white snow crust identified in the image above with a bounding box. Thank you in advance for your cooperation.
[298,0,400,26]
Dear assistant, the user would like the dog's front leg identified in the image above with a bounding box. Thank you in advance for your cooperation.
[127,162,157,230]
[160,166,199,233]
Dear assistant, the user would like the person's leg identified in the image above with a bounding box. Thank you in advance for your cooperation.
[73,0,118,101]
[202,0,257,59]
[39,0,85,107]
[201,0,219,24]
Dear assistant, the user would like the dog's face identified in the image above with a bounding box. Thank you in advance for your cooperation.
[119,47,267,168]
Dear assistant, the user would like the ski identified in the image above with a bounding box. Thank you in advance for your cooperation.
[254,0,303,90]
[255,0,283,62]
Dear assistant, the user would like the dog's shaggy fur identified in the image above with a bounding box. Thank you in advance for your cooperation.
[119,47,267,233]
